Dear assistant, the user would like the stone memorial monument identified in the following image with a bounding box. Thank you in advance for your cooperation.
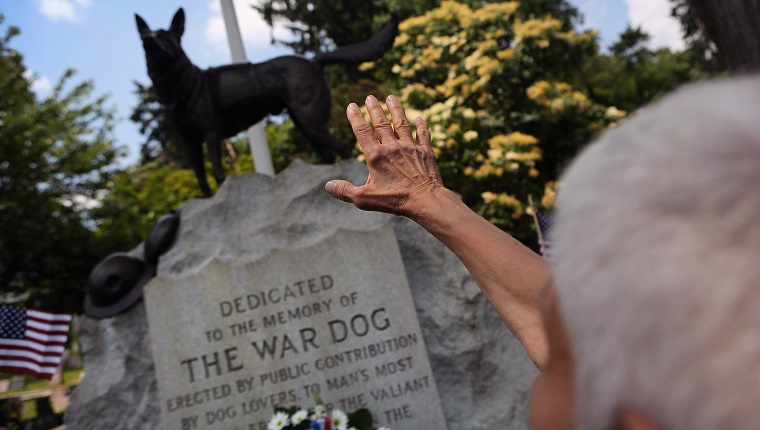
[146,225,446,430]
[66,160,537,429]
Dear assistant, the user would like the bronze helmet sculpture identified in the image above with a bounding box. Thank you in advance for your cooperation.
[85,212,180,318]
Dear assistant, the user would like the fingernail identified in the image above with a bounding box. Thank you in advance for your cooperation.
[325,181,336,194]
[366,95,377,103]
[347,103,360,112]
[387,95,399,105]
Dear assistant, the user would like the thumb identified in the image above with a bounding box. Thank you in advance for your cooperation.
[325,180,359,203]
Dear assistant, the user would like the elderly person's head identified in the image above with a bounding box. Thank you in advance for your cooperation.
[535,75,760,430]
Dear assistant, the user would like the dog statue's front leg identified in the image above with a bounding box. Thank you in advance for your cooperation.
[206,134,226,190]
[185,137,213,197]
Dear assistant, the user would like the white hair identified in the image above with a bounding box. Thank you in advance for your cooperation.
[552,75,760,430]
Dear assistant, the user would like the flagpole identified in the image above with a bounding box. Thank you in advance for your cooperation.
[219,0,275,177]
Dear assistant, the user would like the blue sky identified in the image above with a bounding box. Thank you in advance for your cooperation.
[2,0,684,166]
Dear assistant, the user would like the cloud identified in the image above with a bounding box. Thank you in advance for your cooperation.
[23,70,53,96]
[37,0,92,22]
[204,0,292,56]
[624,0,685,50]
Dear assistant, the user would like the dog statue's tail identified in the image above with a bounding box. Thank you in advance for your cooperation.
[313,13,399,66]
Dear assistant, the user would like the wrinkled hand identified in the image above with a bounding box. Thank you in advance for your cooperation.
[325,95,443,218]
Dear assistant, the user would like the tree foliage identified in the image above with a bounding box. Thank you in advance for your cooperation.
[359,1,614,239]
[0,16,121,312]
[668,0,724,73]
[680,0,760,73]
[129,81,188,167]
[668,0,726,72]
[255,0,431,55]
[255,0,579,55]
[92,140,256,251]
[258,0,715,243]
[670,0,704,48]
[582,26,715,112]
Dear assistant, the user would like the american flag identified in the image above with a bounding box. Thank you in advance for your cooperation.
[0,304,72,379]
[534,212,554,260]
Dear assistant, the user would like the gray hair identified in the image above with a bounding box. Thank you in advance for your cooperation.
[552,75,760,430]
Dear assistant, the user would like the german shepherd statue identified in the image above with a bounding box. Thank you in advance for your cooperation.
[135,8,398,196]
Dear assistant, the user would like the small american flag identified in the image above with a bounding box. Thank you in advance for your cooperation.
[0,304,72,379]
[535,212,554,259]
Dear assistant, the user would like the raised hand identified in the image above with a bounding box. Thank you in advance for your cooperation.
[325,95,551,369]
[325,95,443,218]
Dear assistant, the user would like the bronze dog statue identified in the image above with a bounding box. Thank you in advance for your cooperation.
[136,8,398,196]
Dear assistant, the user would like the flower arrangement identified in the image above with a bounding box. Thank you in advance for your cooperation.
[267,400,390,430]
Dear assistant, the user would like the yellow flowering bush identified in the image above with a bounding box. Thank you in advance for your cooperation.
[360,1,624,239]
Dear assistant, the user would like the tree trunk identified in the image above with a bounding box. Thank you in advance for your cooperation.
[689,0,760,73]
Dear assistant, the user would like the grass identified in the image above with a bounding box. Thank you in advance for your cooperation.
[21,398,38,421]
[1,369,83,396]
[1,368,84,421]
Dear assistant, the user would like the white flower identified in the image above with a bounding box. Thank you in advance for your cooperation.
[331,409,349,430]
[463,130,479,142]
[310,404,326,421]
[378,427,391,430]
[291,409,308,424]
[267,412,289,430]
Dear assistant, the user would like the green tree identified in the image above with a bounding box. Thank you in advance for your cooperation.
[129,81,188,166]
[669,0,724,74]
[671,0,758,73]
[516,0,579,28]
[91,138,256,250]
[256,0,397,55]
[92,162,203,250]
[670,0,706,49]
[255,0,579,55]
[582,26,714,112]
[0,17,122,312]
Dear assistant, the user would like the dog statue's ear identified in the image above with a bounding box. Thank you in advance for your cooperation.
[169,8,185,39]
[135,14,150,36]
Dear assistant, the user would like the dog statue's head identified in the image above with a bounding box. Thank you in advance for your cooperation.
[135,8,186,66]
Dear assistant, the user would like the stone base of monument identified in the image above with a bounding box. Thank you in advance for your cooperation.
[66,160,536,430]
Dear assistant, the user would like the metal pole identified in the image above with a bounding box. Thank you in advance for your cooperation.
[219,0,275,177]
